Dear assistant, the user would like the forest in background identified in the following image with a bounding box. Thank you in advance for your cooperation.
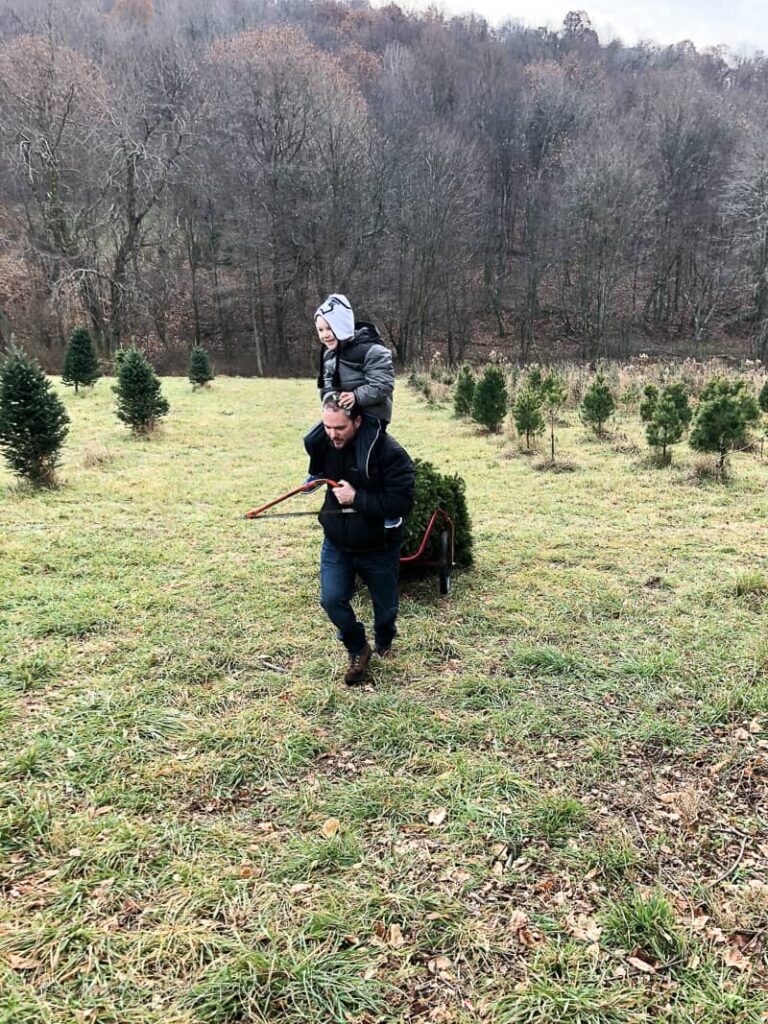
[2,0,768,373]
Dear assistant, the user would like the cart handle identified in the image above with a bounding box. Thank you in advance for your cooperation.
[400,508,454,564]
[243,479,339,519]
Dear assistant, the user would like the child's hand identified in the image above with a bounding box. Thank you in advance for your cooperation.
[338,391,355,409]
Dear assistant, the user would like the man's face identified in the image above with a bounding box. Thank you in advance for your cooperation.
[316,316,338,351]
[323,407,361,449]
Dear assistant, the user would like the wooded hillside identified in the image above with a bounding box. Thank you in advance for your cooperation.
[1,0,767,370]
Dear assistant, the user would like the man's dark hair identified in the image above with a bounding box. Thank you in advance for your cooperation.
[323,394,362,420]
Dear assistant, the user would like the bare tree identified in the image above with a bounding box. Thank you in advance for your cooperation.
[725,131,768,361]
[559,127,654,359]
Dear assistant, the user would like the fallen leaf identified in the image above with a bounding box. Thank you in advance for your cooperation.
[566,913,603,943]
[388,923,405,948]
[320,818,340,839]
[723,947,751,972]
[428,807,447,826]
[733,728,750,741]
[289,882,312,894]
[7,954,40,970]
[429,955,453,973]
[627,956,655,974]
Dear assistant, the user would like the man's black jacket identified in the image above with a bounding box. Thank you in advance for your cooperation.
[305,429,415,552]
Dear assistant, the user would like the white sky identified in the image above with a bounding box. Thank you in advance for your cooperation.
[398,1,768,55]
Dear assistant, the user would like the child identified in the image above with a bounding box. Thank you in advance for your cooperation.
[304,293,395,481]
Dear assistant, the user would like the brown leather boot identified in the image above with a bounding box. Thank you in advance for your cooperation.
[344,643,372,686]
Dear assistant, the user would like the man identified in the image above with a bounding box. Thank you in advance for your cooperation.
[305,396,415,686]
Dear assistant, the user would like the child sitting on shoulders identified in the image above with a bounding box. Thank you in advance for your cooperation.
[304,293,395,480]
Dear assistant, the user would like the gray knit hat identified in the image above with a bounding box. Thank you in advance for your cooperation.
[315,293,354,342]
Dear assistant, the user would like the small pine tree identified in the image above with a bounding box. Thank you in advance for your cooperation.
[689,376,761,476]
[646,390,685,464]
[114,347,169,434]
[512,387,545,449]
[663,381,692,429]
[453,364,475,418]
[471,365,508,432]
[189,345,214,388]
[526,366,544,395]
[113,347,128,374]
[0,346,69,487]
[61,326,100,394]
[639,383,658,422]
[758,379,768,414]
[541,372,568,462]
[580,373,616,436]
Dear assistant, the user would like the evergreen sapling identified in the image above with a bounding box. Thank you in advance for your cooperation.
[541,373,568,463]
[189,345,214,388]
[61,326,100,393]
[580,373,616,436]
[663,381,692,430]
[453,364,475,418]
[0,346,69,486]
[471,365,508,432]
[113,348,128,374]
[646,389,685,464]
[512,387,545,449]
[689,376,760,476]
[639,384,659,423]
[526,366,544,395]
[114,347,170,434]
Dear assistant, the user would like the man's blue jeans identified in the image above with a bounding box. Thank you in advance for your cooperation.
[320,538,401,654]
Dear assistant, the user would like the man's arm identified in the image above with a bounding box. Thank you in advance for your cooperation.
[351,442,415,520]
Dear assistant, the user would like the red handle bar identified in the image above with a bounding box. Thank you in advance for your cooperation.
[243,479,339,519]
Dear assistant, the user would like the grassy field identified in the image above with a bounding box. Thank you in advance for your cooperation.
[1,376,767,1023]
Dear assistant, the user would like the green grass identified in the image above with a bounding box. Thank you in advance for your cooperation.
[1,377,767,1020]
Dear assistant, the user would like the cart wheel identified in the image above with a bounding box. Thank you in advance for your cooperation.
[438,528,452,595]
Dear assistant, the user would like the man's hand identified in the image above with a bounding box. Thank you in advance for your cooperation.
[338,391,355,409]
[333,479,356,506]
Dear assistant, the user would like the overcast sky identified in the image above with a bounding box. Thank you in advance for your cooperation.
[403,1,768,55]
